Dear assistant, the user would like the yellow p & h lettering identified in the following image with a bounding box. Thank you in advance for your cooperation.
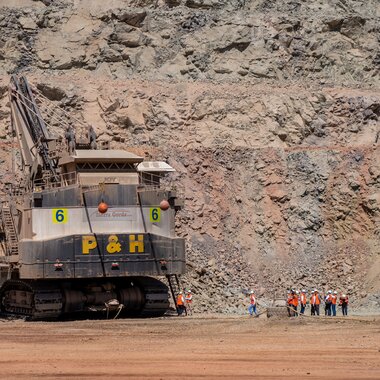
[82,235,97,254]
[106,235,122,254]
[129,234,144,253]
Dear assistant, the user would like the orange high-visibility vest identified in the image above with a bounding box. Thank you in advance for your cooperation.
[310,294,320,305]
[250,294,256,305]
[300,293,307,304]
[287,295,293,305]
[331,295,337,305]
[185,293,192,303]
[177,294,184,306]
[292,295,299,307]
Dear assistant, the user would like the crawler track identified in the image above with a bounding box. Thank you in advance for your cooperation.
[0,277,169,320]
[0,280,62,320]
[137,277,170,318]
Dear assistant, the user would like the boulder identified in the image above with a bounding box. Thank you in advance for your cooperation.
[18,16,38,30]
[97,95,120,113]
[340,16,366,38]
[113,8,147,28]
[101,46,123,62]
[111,24,147,47]
[185,0,216,9]
[267,186,289,203]
[363,193,380,213]
[36,83,66,101]
[324,18,344,32]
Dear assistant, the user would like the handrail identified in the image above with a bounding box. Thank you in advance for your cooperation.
[32,171,78,192]
[0,197,19,256]
[2,169,184,197]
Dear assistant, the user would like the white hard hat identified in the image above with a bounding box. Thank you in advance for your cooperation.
[328,290,332,294]
[342,294,346,298]
[179,291,183,294]
[296,291,299,294]
[333,291,337,294]
[302,289,306,293]
[314,289,318,292]
[188,290,192,293]
[250,290,254,294]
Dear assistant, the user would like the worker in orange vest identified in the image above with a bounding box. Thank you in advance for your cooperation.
[300,290,307,314]
[248,290,257,316]
[286,290,293,317]
[185,290,193,316]
[310,289,321,316]
[339,294,349,316]
[331,291,338,316]
[176,291,186,316]
[292,291,299,316]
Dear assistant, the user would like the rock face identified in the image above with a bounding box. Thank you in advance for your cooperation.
[0,0,379,314]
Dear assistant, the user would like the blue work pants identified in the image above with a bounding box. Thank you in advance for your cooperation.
[248,304,257,316]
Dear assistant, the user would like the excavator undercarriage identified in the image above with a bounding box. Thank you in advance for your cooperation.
[0,277,169,320]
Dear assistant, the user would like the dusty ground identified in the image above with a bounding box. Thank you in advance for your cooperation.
[0,315,378,379]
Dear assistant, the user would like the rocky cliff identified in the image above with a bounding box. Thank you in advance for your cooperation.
[0,0,379,313]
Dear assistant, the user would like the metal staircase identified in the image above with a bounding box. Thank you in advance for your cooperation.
[0,202,19,256]
[166,274,184,315]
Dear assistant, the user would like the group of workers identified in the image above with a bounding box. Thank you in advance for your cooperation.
[175,288,351,318]
[287,289,349,316]
[176,289,193,316]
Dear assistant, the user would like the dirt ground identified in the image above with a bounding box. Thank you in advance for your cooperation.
[0,314,379,379]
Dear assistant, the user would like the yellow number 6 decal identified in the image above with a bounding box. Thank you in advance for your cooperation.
[53,209,67,224]
[149,207,161,223]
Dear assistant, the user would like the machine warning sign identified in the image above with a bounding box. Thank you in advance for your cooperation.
[52,208,68,224]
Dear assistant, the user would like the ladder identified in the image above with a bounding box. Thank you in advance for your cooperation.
[166,274,184,315]
[0,203,19,256]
